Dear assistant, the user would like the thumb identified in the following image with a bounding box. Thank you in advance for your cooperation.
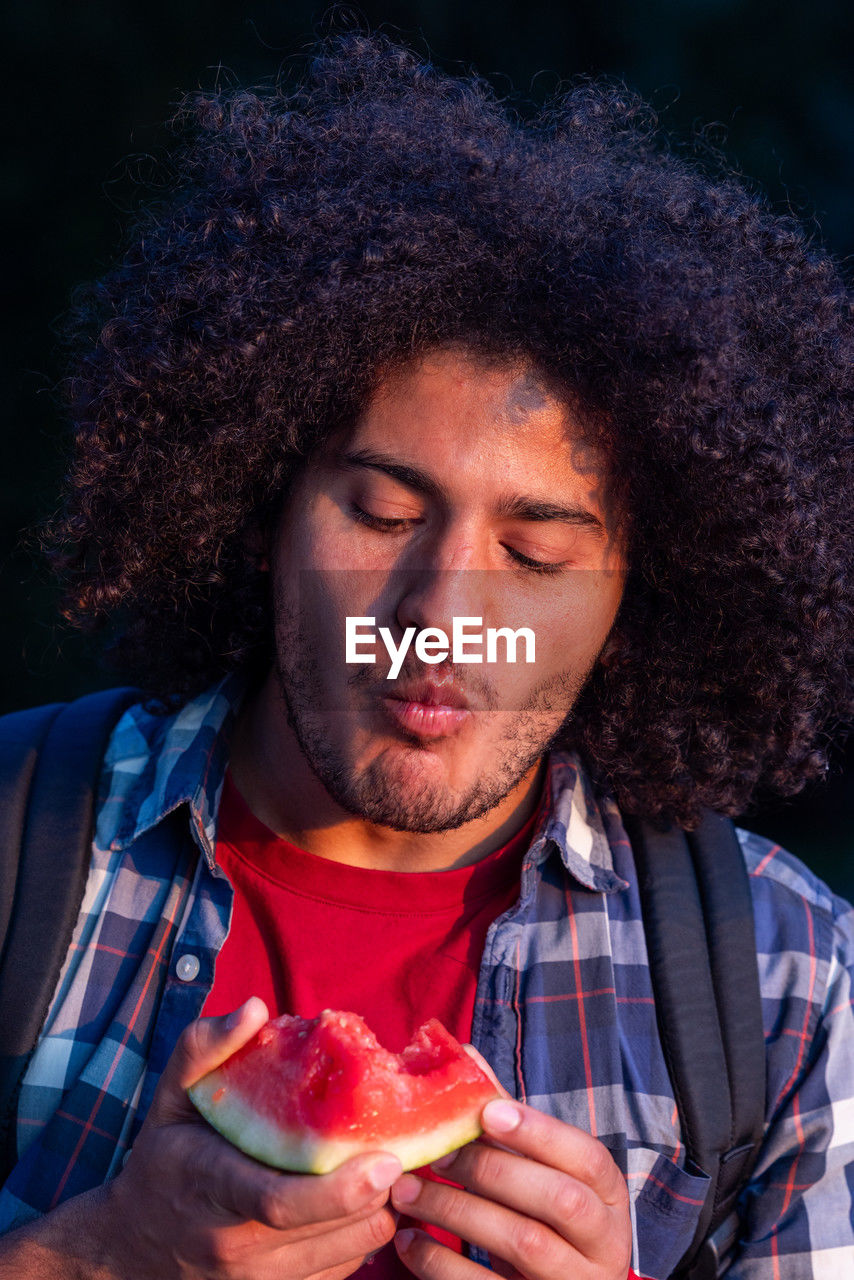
[149,996,270,1125]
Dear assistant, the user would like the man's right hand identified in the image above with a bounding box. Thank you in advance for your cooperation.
[0,997,402,1279]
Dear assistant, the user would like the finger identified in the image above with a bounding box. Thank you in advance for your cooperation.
[150,996,270,1124]
[427,1140,612,1258]
[395,1228,487,1280]
[391,1175,571,1279]
[476,1100,627,1206]
[254,1195,398,1247]
[196,1137,403,1232]
[274,1203,398,1275]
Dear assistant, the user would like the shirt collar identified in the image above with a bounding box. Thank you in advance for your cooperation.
[95,672,245,870]
[523,750,629,893]
[96,674,628,893]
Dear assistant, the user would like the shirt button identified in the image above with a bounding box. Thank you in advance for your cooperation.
[176,953,200,982]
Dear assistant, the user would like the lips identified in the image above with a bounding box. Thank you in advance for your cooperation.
[382,678,472,739]
[387,678,470,711]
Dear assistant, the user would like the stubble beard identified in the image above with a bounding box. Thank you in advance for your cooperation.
[272,606,587,834]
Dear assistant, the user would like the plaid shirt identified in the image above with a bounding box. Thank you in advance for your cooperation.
[0,675,852,1279]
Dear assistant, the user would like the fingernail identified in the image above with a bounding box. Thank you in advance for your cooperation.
[483,1099,522,1133]
[391,1173,421,1205]
[367,1156,403,1191]
[431,1151,456,1171]
[396,1228,417,1252]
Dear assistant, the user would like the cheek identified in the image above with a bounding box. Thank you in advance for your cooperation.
[271,496,357,604]
[527,572,625,667]
[271,486,345,568]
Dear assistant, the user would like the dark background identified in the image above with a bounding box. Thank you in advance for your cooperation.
[3,1,852,894]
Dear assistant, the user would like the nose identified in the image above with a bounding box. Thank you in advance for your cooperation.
[393,523,495,639]
[395,568,480,639]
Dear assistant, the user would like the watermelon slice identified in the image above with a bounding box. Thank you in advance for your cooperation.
[188,1009,503,1173]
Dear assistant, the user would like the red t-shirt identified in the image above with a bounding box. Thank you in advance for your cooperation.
[203,771,536,1277]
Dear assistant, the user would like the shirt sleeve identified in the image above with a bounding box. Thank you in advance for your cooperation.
[727,870,854,1278]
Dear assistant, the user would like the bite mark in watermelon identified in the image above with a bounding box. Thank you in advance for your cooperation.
[188,1009,503,1173]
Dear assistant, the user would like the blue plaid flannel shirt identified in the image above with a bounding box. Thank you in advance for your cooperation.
[1,674,852,1278]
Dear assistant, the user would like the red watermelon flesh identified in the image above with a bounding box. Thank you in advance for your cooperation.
[188,1009,503,1173]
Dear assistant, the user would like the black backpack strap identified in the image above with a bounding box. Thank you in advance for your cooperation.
[0,686,140,1181]
[0,701,66,965]
[683,812,767,1271]
[624,809,767,1279]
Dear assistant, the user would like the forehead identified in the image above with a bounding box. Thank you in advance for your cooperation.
[354,347,605,475]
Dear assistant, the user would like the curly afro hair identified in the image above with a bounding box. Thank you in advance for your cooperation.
[47,31,853,828]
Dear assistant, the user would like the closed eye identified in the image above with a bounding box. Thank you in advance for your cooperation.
[349,503,416,530]
[350,503,566,573]
[503,547,566,575]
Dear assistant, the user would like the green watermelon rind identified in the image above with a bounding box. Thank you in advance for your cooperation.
[188,1072,495,1173]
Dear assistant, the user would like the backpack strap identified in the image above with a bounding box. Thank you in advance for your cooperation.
[0,686,140,1182]
[0,701,66,967]
[624,809,767,1279]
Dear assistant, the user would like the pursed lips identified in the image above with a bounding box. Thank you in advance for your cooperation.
[381,678,472,739]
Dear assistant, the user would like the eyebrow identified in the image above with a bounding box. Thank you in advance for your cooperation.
[338,448,607,535]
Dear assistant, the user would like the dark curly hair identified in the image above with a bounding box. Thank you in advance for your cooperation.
[46,30,853,828]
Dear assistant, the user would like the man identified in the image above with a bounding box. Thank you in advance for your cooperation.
[0,30,852,1280]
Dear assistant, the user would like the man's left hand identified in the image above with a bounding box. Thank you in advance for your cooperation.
[390,1097,633,1280]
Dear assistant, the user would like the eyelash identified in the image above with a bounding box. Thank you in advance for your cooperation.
[348,504,565,576]
[350,505,412,532]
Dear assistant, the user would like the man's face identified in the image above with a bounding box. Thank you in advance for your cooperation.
[267,347,627,833]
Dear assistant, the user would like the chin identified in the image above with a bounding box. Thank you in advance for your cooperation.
[362,738,461,787]
[335,746,482,833]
